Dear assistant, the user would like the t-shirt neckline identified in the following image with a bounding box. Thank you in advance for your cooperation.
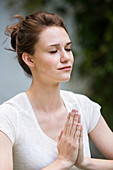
[23,91,70,145]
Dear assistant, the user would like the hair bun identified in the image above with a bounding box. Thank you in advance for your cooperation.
[4,15,24,51]
[11,27,18,51]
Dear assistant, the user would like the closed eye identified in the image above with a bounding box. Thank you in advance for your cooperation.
[65,48,72,52]
[49,50,57,54]
[49,48,72,54]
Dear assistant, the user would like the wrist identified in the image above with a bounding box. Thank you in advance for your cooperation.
[57,158,73,170]
[42,158,73,170]
[76,158,91,170]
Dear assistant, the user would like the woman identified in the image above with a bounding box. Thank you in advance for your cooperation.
[0,12,113,170]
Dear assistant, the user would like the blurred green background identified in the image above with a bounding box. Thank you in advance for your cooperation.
[2,0,113,158]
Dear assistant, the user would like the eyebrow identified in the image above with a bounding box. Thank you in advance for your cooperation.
[48,41,72,47]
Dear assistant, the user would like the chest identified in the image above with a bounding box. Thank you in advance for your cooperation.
[13,107,91,170]
[13,117,90,170]
[35,109,68,142]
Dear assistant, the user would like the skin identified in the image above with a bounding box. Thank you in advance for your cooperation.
[0,26,113,170]
[24,26,74,85]
[0,131,13,170]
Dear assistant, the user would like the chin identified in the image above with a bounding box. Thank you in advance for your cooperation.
[59,76,71,82]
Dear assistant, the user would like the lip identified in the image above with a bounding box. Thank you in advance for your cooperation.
[58,66,71,71]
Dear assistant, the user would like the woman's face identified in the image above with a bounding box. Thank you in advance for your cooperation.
[32,26,74,84]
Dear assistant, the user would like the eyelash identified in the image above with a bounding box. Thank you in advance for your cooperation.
[50,50,57,54]
[66,49,72,52]
[49,49,72,54]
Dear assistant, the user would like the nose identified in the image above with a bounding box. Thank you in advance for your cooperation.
[60,50,70,63]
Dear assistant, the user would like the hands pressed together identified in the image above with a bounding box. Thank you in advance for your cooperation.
[43,109,113,170]
[57,109,84,169]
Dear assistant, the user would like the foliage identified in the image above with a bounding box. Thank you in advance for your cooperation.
[22,0,46,13]
[65,0,113,129]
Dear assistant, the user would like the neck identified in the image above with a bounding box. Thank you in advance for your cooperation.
[26,79,63,114]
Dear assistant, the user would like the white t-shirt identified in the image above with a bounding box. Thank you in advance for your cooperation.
[0,90,101,170]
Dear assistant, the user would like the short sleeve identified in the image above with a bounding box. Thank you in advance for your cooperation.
[88,100,101,133]
[0,103,19,145]
[75,94,101,134]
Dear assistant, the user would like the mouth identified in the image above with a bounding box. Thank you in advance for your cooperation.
[58,66,71,71]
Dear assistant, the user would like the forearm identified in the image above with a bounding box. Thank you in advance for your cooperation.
[42,159,72,170]
[78,158,113,170]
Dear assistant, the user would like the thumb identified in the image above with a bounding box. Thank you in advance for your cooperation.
[58,130,63,142]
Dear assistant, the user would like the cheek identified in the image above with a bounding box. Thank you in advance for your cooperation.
[43,58,58,69]
[43,54,59,66]
[36,55,58,73]
[44,59,55,66]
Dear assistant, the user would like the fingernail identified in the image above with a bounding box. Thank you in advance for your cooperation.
[72,109,78,112]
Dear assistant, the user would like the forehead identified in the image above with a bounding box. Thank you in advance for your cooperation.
[38,26,71,46]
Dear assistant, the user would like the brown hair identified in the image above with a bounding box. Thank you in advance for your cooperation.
[4,12,67,76]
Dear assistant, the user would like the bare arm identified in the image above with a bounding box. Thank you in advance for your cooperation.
[89,115,113,158]
[79,158,113,170]
[0,131,13,170]
[42,159,72,170]
[76,115,113,170]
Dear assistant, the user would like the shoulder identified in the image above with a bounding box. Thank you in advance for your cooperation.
[0,92,26,112]
[60,89,89,99]
[60,90,101,133]
[60,90,96,106]
[0,92,27,120]
[0,93,25,144]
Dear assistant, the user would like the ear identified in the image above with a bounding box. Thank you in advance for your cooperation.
[22,53,34,68]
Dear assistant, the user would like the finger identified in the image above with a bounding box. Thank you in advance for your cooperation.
[58,130,63,142]
[73,108,81,123]
[72,109,80,124]
[65,111,75,136]
[76,125,84,165]
[63,112,71,135]
[70,112,78,138]
[78,114,81,123]
[73,123,81,143]
[74,111,79,123]
[72,109,78,113]
[79,124,83,151]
